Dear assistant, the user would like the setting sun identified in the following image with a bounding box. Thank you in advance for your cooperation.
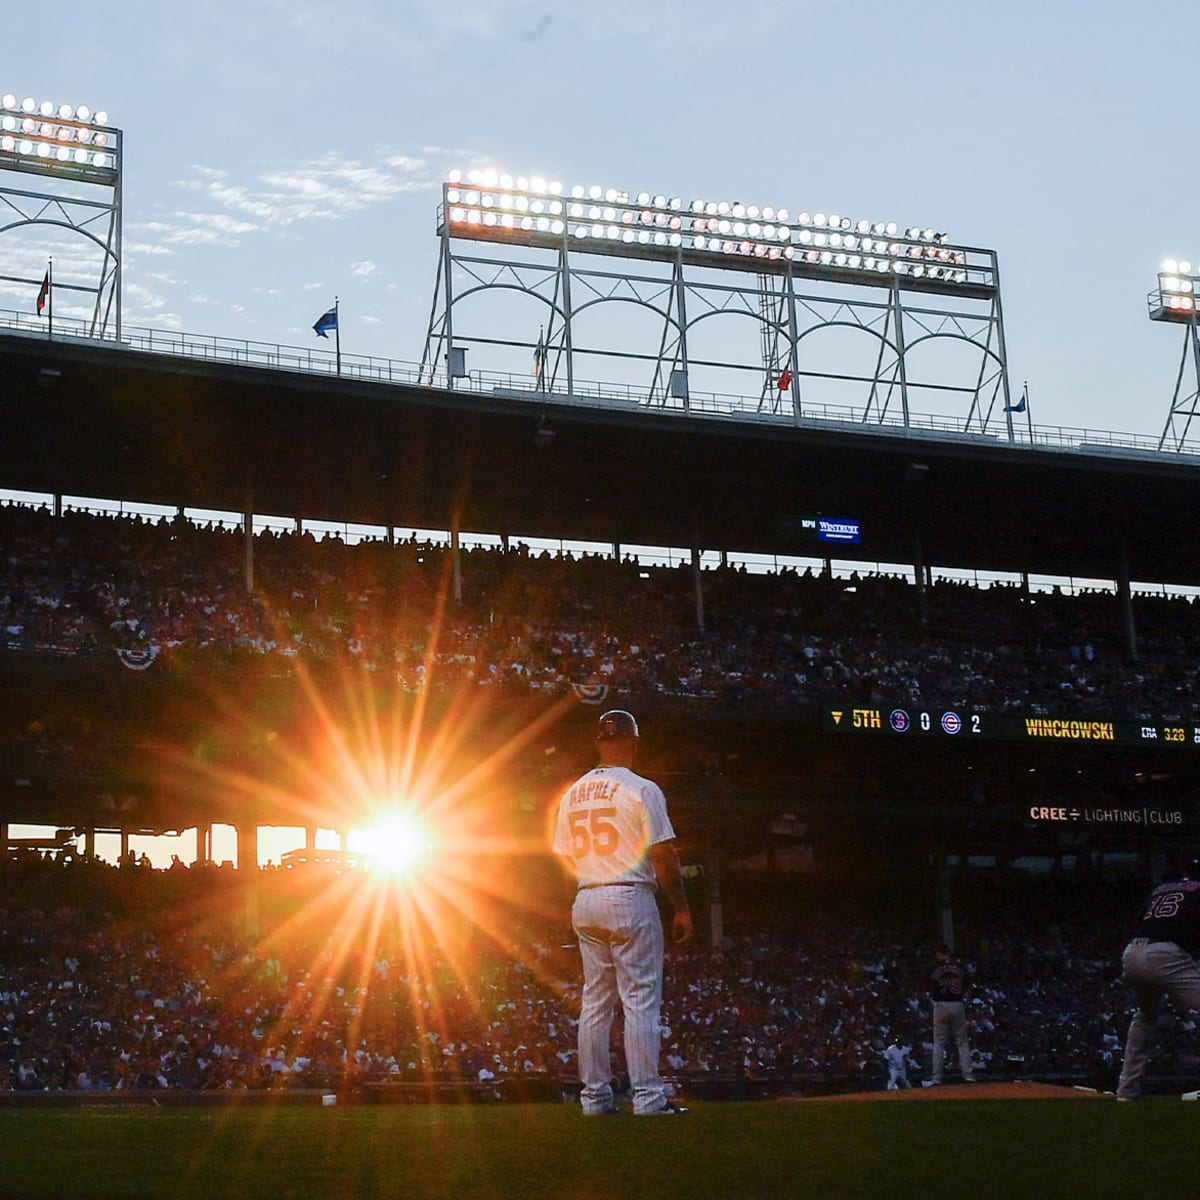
[351,813,432,878]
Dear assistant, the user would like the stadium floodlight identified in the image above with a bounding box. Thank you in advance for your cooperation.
[1149,259,1200,323]
[0,91,118,181]
[436,169,992,297]
[1,88,124,339]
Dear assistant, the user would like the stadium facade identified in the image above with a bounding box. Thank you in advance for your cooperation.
[2,327,1200,910]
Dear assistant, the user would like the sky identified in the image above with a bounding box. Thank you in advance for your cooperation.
[6,0,1200,443]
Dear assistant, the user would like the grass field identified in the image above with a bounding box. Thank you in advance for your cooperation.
[0,1096,1191,1200]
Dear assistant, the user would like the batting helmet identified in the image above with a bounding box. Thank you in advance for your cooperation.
[596,709,639,741]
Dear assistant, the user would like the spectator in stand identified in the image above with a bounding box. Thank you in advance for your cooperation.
[6,501,1200,720]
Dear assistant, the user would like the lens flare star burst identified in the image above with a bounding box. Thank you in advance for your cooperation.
[140,568,580,1090]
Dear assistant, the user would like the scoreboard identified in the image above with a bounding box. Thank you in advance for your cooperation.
[824,706,1200,748]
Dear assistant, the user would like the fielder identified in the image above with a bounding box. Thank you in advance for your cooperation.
[553,710,693,1116]
[883,1040,914,1090]
[1116,852,1200,1101]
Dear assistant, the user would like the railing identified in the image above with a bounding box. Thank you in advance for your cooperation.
[0,308,1190,459]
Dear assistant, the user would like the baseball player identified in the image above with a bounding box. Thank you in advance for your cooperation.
[883,1040,914,1090]
[1116,852,1200,1101]
[927,944,975,1084]
[553,709,693,1116]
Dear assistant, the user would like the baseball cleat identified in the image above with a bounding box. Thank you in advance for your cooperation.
[642,1102,689,1115]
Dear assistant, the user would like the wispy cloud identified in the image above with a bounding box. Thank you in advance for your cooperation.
[131,150,438,255]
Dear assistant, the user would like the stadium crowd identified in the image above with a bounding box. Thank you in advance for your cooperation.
[3,502,1200,721]
[3,504,1196,1100]
[0,853,1161,1098]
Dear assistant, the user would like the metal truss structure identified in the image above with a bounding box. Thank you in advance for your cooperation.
[1149,269,1200,451]
[0,94,122,339]
[421,175,1017,438]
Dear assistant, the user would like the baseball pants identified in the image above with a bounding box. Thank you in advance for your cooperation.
[572,885,667,1116]
[1117,937,1200,1100]
[931,1001,974,1083]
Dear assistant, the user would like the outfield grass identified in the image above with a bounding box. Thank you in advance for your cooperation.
[0,1097,1189,1200]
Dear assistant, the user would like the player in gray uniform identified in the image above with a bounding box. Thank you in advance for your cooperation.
[1116,852,1200,1101]
[927,944,975,1084]
[553,710,693,1116]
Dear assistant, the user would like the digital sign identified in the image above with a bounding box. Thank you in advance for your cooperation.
[780,515,862,545]
[1025,804,1184,828]
[824,707,1200,748]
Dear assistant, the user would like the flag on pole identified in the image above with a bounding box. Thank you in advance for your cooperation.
[532,327,545,377]
[36,270,50,317]
[777,366,792,390]
[1004,382,1028,414]
[313,307,338,338]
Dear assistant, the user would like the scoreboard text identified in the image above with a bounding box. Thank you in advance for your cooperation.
[824,707,1200,748]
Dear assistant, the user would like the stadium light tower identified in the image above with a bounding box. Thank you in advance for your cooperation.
[0,91,122,338]
[1150,260,1200,451]
[421,167,1015,437]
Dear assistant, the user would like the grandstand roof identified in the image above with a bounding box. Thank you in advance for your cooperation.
[4,332,1200,585]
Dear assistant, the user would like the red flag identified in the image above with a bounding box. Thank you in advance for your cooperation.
[777,366,792,390]
[36,270,49,316]
[532,327,545,376]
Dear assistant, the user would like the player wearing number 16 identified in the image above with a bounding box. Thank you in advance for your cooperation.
[1116,851,1200,1100]
[553,710,693,1116]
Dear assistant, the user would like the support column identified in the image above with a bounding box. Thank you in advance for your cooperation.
[236,823,255,872]
[1117,549,1138,662]
[243,476,255,593]
[937,847,954,950]
[706,845,723,953]
[913,524,928,634]
[451,526,462,604]
[691,531,705,634]
[83,827,96,861]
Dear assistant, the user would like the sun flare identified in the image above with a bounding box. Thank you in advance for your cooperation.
[352,812,432,878]
[143,597,582,1093]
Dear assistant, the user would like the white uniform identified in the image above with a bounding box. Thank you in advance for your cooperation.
[883,1042,912,1090]
[553,763,676,1116]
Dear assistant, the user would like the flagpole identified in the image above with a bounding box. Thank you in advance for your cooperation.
[334,296,341,377]
[47,257,53,342]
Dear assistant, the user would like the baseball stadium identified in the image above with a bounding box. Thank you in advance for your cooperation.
[5,97,1200,1199]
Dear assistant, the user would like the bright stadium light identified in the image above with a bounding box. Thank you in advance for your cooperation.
[0,90,118,181]
[1149,260,1200,323]
[438,168,987,295]
[1,87,124,340]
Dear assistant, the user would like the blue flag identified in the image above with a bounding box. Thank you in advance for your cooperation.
[313,307,338,338]
[1004,383,1028,414]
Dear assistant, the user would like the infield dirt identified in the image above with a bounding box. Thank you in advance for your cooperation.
[786,1080,1113,1102]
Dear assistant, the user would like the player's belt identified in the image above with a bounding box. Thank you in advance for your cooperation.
[578,881,647,890]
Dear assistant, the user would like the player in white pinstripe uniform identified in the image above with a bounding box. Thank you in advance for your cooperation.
[553,710,693,1116]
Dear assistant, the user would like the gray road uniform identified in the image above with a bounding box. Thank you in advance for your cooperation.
[927,951,975,1084]
[1117,873,1200,1100]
